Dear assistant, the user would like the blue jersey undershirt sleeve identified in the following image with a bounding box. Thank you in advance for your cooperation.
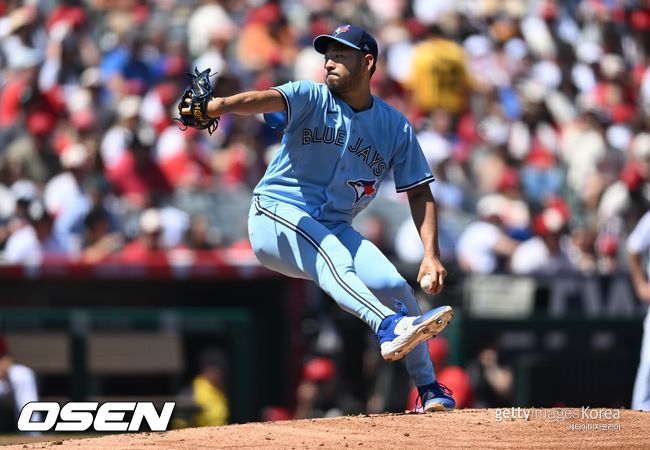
[270,80,321,133]
[392,119,435,192]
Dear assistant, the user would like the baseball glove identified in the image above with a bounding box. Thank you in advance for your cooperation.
[175,67,219,135]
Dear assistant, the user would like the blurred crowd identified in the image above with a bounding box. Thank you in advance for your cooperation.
[0,0,643,268]
[0,0,649,273]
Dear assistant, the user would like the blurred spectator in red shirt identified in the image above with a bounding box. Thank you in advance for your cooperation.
[0,52,64,186]
[106,129,172,209]
[141,80,181,135]
[119,207,166,263]
[159,128,214,190]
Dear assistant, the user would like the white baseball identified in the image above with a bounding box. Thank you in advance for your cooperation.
[420,273,433,293]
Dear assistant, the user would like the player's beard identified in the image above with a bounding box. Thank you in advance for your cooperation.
[326,58,364,96]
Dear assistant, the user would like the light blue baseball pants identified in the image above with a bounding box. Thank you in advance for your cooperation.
[248,195,436,386]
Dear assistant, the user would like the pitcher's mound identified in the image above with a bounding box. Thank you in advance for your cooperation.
[6,408,649,449]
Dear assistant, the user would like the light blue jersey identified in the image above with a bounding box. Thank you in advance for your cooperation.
[254,80,434,224]
[248,80,439,388]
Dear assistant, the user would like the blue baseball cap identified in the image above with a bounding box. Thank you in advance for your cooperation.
[313,24,378,59]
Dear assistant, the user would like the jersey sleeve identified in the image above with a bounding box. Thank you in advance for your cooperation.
[391,119,435,192]
[271,80,320,132]
[627,211,650,254]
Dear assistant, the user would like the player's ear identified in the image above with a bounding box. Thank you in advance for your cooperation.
[360,54,368,71]
[364,54,376,77]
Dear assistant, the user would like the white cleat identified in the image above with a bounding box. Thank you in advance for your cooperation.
[377,305,453,362]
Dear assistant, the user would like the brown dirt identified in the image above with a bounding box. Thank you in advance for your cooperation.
[3,408,648,449]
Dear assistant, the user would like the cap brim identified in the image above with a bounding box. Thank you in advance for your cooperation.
[313,34,361,54]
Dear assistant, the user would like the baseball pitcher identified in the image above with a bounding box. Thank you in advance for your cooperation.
[178,24,455,411]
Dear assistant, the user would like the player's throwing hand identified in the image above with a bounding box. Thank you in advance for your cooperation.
[418,257,447,295]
